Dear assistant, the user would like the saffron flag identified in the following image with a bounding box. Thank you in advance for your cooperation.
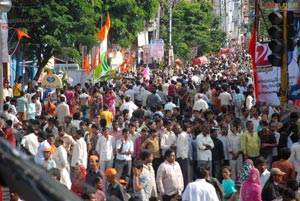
[248,23,258,102]
[15,29,31,40]
[94,13,110,80]
[92,48,99,70]
[84,55,90,75]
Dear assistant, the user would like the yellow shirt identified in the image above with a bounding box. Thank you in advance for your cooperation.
[13,83,22,97]
[241,131,260,157]
[100,110,113,127]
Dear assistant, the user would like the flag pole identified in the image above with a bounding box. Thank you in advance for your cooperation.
[281,5,288,105]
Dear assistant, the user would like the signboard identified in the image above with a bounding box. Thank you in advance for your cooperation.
[41,74,63,89]
[254,43,299,105]
[263,0,300,12]
[143,45,151,64]
[150,39,164,58]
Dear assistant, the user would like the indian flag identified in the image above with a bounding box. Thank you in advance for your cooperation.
[94,13,110,80]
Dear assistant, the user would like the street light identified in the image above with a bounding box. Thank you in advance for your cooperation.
[0,0,12,110]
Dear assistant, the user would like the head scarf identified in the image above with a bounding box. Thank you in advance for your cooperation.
[238,159,254,183]
[241,168,262,201]
[78,164,87,181]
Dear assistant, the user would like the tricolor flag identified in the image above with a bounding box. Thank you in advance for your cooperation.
[94,13,110,80]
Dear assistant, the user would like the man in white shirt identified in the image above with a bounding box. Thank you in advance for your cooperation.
[164,96,177,112]
[174,123,191,187]
[20,126,39,156]
[34,131,51,164]
[71,130,88,179]
[115,128,134,182]
[196,125,214,175]
[193,94,209,112]
[182,167,219,201]
[120,96,138,119]
[256,157,270,189]
[53,138,72,189]
[156,149,184,200]
[218,87,232,107]
[54,96,70,126]
[95,127,115,172]
[160,120,177,156]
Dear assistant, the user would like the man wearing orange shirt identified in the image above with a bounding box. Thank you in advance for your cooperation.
[272,148,296,185]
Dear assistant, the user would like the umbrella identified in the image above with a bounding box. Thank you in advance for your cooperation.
[191,56,209,65]
[175,59,182,65]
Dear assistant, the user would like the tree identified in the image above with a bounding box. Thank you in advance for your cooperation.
[103,0,159,47]
[9,0,160,80]
[160,1,226,61]
[9,0,102,80]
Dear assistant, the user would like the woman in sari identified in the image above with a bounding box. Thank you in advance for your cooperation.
[238,159,254,184]
[71,164,86,197]
[103,88,116,117]
[240,168,262,201]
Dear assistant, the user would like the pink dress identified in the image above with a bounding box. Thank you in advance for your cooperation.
[104,94,115,117]
[240,168,262,201]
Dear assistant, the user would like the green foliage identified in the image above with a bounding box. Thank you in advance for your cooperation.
[10,0,160,80]
[103,0,159,47]
[160,0,226,61]
[9,0,102,80]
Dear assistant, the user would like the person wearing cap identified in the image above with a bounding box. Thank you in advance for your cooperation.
[95,127,115,172]
[85,154,103,187]
[100,104,113,127]
[40,147,56,170]
[105,168,129,201]
[272,148,296,185]
[262,167,286,201]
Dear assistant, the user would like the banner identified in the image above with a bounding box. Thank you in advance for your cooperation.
[150,39,164,58]
[255,43,299,105]
[143,45,151,64]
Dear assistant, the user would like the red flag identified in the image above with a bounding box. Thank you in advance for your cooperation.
[15,29,31,40]
[84,55,90,75]
[248,23,259,102]
[92,48,99,70]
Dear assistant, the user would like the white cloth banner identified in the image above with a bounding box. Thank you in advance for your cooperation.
[255,43,299,105]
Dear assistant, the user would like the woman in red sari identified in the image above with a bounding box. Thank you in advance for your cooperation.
[71,164,86,197]
[103,88,116,117]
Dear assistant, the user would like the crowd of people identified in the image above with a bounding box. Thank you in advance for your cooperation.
[1,50,300,201]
